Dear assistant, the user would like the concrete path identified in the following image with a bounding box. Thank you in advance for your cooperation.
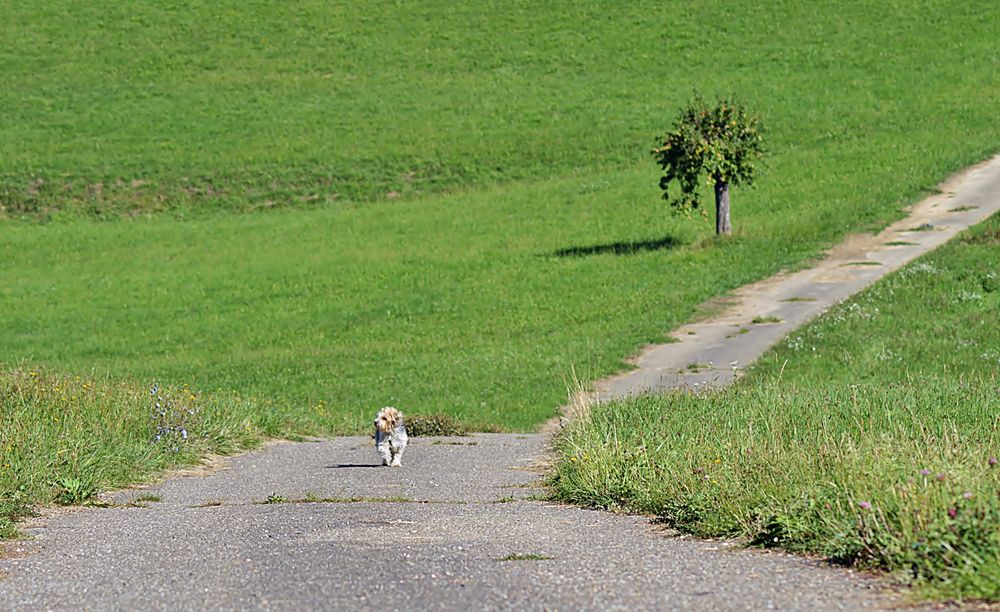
[3,156,999,610]
[597,154,1000,398]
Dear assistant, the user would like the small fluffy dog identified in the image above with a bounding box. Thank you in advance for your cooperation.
[374,407,408,467]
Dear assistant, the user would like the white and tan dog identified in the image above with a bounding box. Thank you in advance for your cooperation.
[374,407,408,467]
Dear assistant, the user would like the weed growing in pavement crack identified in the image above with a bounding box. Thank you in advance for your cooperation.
[254,494,467,505]
[53,476,97,505]
[498,553,552,561]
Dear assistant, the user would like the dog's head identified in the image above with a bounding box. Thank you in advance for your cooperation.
[374,406,402,434]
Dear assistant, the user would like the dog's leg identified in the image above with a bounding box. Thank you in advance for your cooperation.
[375,431,392,466]
[390,439,405,467]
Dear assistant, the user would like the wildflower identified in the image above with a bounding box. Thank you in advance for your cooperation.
[963,492,973,500]
[858,501,871,509]
[947,507,957,519]
[919,469,931,476]
[936,473,947,481]
[990,457,998,466]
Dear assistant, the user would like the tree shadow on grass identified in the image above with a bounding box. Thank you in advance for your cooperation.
[552,235,683,257]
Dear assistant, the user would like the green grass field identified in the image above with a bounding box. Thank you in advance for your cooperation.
[3,2,1000,579]
[4,1,999,432]
[9,1,995,219]
[551,214,1000,600]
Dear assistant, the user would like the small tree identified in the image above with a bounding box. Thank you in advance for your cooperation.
[652,95,764,235]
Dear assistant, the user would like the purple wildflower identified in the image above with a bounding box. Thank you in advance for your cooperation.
[936,473,947,482]
[990,457,998,466]
[858,501,871,509]
[963,492,973,499]
[919,469,931,476]
[947,507,957,519]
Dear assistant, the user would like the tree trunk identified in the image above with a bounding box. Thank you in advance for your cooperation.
[715,179,731,235]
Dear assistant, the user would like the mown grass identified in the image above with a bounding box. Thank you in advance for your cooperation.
[0,368,273,537]
[754,214,1000,382]
[3,0,1000,220]
[551,215,1000,601]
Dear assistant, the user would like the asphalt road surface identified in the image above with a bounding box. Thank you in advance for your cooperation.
[1,436,898,610]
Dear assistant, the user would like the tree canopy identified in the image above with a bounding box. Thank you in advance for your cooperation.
[652,95,765,231]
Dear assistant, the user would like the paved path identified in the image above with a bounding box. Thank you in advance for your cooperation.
[1,436,896,610]
[597,155,1000,398]
[3,156,999,610]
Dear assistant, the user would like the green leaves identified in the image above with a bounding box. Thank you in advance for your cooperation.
[653,95,765,213]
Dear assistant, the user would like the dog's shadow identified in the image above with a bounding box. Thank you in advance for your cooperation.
[326,463,382,469]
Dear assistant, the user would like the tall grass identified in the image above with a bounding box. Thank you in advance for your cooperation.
[551,215,1000,600]
[552,381,1000,599]
[0,367,272,537]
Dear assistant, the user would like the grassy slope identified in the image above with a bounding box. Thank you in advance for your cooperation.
[2,1,999,216]
[551,215,1000,600]
[3,2,1000,434]
[1,170,773,431]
